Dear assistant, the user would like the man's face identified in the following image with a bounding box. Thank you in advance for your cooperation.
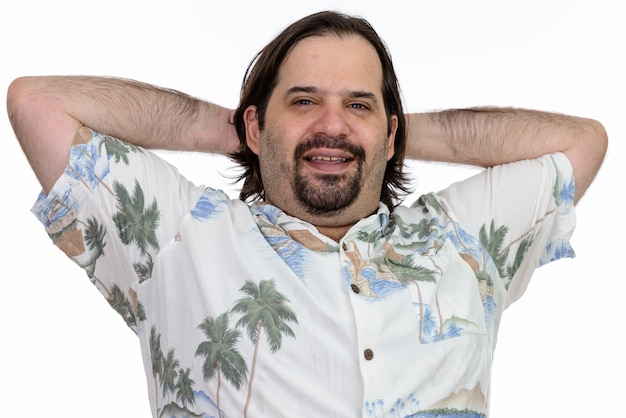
[245,34,397,228]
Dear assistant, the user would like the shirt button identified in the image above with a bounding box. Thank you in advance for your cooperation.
[364,349,374,361]
[350,284,360,294]
[342,242,348,251]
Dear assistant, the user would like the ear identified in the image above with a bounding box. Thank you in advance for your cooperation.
[386,115,398,161]
[244,105,261,155]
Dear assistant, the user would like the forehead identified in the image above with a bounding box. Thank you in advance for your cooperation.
[276,34,384,95]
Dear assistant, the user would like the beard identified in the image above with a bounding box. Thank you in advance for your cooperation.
[292,135,366,215]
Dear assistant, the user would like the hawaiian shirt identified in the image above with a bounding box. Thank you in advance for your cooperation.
[32,127,576,417]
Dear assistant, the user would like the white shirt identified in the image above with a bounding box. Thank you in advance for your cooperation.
[33,127,576,417]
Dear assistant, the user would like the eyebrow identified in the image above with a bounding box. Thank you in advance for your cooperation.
[284,86,380,105]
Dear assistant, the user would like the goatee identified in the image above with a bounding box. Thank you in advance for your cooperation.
[293,135,365,215]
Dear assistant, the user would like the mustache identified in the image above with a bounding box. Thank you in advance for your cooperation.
[294,135,366,160]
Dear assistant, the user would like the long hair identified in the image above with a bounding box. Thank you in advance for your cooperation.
[230,11,410,209]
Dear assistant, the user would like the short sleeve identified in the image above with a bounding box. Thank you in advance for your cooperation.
[434,153,576,306]
[31,127,206,330]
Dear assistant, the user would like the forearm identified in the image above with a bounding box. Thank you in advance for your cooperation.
[8,75,236,151]
[406,107,607,202]
[7,75,237,191]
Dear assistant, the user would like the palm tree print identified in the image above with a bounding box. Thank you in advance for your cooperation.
[196,312,248,418]
[356,228,384,257]
[108,284,139,327]
[112,179,160,257]
[149,325,199,416]
[505,234,534,280]
[384,255,438,343]
[161,348,180,398]
[149,325,164,415]
[176,367,196,410]
[68,131,139,196]
[479,219,535,287]
[81,216,107,276]
[75,216,114,298]
[231,279,298,417]
[479,220,509,278]
[102,135,141,165]
[133,253,154,284]
[551,154,575,206]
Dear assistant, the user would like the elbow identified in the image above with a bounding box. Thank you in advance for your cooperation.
[571,117,608,205]
[589,117,609,158]
[579,116,608,169]
[6,77,23,127]
[6,76,39,139]
[7,76,34,112]
[584,117,609,177]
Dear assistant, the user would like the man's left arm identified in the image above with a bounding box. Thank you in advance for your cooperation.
[405,107,608,204]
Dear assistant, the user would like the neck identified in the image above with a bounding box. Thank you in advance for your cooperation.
[262,198,376,242]
[316,224,354,242]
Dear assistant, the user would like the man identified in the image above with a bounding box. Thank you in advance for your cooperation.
[7,11,606,418]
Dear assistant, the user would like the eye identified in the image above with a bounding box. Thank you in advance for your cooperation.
[294,98,314,106]
[348,102,369,110]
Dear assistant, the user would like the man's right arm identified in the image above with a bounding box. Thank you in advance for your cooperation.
[7,76,238,193]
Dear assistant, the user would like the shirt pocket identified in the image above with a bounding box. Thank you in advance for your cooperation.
[401,244,490,344]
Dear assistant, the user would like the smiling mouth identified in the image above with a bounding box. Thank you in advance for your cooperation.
[295,135,365,172]
[306,156,350,162]
[302,152,355,175]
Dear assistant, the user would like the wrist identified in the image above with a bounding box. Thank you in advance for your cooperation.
[405,113,451,162]
[193,105,238,156]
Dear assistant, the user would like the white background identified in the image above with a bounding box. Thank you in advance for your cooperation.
[1,1,624,416]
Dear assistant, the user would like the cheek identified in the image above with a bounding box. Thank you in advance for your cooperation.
[365,137,394,178]
[260,126,297,159]
[260,136,284,162]
[258,132,295,177]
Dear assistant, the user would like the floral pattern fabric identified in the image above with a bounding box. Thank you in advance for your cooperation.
[32,127,576,417]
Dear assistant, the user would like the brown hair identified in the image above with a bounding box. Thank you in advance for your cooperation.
[230,10,410,209]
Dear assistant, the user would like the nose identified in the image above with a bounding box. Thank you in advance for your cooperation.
[312,102,350,138]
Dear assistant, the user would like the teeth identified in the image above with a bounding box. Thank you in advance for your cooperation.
[309,156,347,162]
